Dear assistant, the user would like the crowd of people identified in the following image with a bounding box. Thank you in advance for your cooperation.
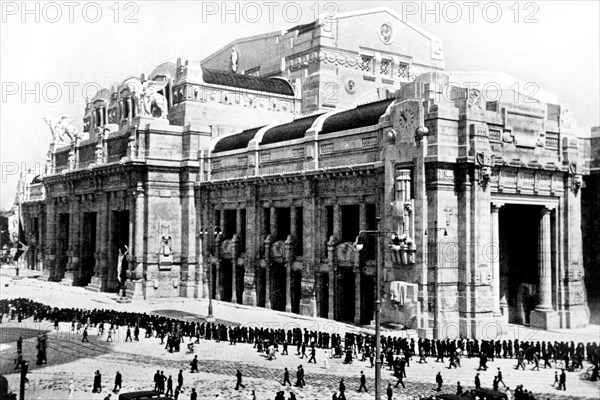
[2,297,598,399]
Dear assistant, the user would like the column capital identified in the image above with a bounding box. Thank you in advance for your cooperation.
[541,206,554,215]
[490,202,503,212]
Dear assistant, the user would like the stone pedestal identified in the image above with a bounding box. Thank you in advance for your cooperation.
[60,271,74,286]
[179,281,198,298]
[530,309,560,330]
[125,280,145,300]
[243,286,257,307]
[86,276,104,292]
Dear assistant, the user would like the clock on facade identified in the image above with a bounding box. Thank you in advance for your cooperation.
[398,106,416,131]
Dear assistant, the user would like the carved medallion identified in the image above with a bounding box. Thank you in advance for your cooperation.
[345,79,356,94]
[378,22,394,44]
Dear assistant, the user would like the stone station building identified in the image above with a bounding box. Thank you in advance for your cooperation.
[17,7,595,338]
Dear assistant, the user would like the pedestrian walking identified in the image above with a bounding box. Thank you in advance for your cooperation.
[386,383,393,400]
[113,371,122,393]
[235,369,245,390]
[177,369,184,391]
[308,345,317,363]
[323,349,330,369]
[338,378,346,400]
[282,368,292,386]
[93,370,102,393]
[166,375,173,397]
[496,367,506,388]
[190,388,197,400]
[357,371,368,392]
[435,371,443,391]
[558,369,566,390]
[82,327,89,342]
[395,371,405,388]
[475,372,481,389]
[552,371,559,387]
[190,355,198,373]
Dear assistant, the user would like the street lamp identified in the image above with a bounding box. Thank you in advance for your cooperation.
[354,217,409,400]
[200,226,221,323]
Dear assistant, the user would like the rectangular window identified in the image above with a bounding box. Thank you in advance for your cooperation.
[326,205,334,241]
[380,60,391,76]
[240,209,246,252]
[276,207,291,241]
[360,56,373,72]
[224,210,237,239]
[398,63,409,78]
[295,207,304,255]
[264,208,271,238]
[215,210,222,231]
[365,204,377,259]
[341,205,360,243]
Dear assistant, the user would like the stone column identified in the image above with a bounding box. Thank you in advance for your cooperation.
[215,235,222,301]
[270,207,277,238]
[44,198,57,280]
[327,238,336,320]
[491,203,501,316]
[333,203,341,240]
[264,235,272,309]
[530,207,559,329]
[537,207,553,311]
[285,262,292,312]
[62,196,80,285]
[231,236,238,304]
[133,188,145,279]
[353,266,362,325]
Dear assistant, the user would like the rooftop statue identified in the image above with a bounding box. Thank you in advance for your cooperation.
[44,116,81,145]
[138,80,168,119]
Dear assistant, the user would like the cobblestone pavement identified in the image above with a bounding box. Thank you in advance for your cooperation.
[1,269,599,400]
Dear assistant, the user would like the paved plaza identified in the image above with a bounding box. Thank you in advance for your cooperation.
[1,266,599,400]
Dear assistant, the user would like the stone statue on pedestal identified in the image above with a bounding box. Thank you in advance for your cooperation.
[44,116,82,145]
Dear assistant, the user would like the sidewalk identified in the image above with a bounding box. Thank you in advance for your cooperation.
[2,264,599,343]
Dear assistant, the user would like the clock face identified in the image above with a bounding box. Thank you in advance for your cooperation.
[398,107,416,131]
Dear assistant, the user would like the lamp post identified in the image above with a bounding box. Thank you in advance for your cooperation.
[354,217,411,400]
[200,226,221,323]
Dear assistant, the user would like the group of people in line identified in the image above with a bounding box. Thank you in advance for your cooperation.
[3,297,599,400]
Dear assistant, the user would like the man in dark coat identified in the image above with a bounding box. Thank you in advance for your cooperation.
[475,372,481,389]
[559,369,566,390]
[357,371,368,392]
[113,371,122,393]
[235,369,245,390]
[338,378,346,400]
[435,371,443,391]
[282,367,291,386]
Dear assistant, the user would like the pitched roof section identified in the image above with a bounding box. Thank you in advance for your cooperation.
[202,68,294,96]
[261,113,324,146]
[320,99,394,135]
[213,126,265,154]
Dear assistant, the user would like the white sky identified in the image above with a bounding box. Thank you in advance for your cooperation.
[1,0,599,209]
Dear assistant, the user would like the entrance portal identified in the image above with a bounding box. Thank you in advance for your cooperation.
[499,204,541,325]
[319,273,329,318]
[111,210,129,292]
[56,213,70,281]
[221,259,233,302]
[80,212,96,286]
[291,270,301,314]
[336,268,355,322]
[361,275,375,325]
[271,262,286,311]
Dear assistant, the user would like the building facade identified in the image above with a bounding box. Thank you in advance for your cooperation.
[19,8,594,338]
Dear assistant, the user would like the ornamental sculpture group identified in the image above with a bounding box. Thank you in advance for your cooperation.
[44,80,168,146]
[138,80,168,119]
